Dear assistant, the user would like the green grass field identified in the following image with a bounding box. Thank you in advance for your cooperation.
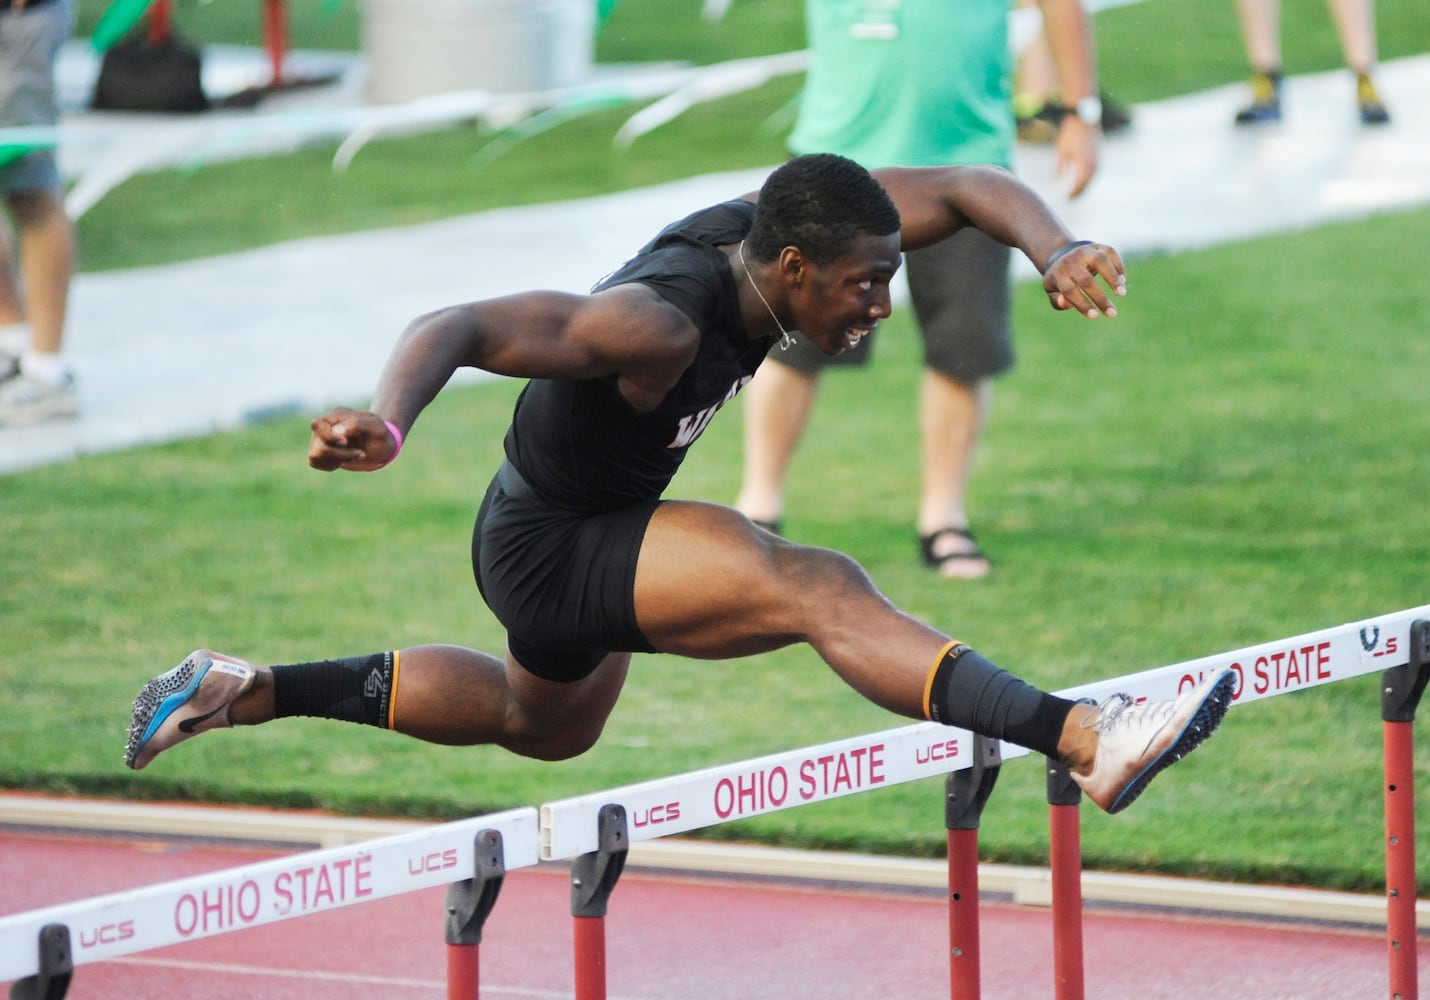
[69,0,1430,271]
[3,1,1426,893]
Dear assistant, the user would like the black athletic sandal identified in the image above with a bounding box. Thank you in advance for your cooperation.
[919,526,992,579]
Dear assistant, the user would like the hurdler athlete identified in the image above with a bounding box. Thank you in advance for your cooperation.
[126,154,1234,814]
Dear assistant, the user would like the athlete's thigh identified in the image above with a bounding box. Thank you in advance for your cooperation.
[632,500,824,658]
[500,648,632,759]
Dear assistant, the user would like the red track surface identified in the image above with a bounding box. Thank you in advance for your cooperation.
[0,829,1414,999]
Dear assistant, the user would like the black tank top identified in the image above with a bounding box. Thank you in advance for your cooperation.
[503,199,778,511]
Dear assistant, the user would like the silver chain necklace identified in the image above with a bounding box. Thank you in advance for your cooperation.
[739,241,794,350]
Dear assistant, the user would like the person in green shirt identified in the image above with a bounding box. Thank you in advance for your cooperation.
[736,0,1104,579]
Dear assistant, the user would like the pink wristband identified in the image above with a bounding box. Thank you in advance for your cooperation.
[378,419,404,468]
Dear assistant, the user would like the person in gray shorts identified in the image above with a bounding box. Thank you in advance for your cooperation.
[745,230,1011,580]
[736,0,1105,580]
[0,0,78,427]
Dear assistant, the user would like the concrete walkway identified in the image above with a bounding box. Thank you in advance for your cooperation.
[3,53,1428,474]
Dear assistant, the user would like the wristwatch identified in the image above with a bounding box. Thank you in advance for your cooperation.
[1072,94,1103,126]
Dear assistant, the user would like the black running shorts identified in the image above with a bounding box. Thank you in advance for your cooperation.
[472,460,659,682]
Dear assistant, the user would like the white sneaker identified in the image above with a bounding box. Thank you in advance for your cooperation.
[0,371,79,426]
[125,650,257,770]
[1070,667,1236,814]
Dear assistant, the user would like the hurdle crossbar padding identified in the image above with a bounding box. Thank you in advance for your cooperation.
[541,604,1430,860]
[0,807,539,982]
[542,721,984,861]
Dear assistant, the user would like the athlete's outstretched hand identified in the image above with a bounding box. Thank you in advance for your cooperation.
[308,407,400,472]
[1042,241,1127,319]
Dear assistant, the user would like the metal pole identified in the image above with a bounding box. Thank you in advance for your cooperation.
[572,914,607,1000]
[263,0,287,84]
[1047,761,1085,1000]
[1382,620,1430,1000]
[946,736,1001,1000]
[446,946,479,1000]
[147,0,172,45]
[571,804,628,1000]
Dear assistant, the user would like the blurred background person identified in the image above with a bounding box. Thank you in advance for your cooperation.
[1231,0,1390,125]
[1014,0,1131,142]
[736,0,1105,579]
[0,0,78,427]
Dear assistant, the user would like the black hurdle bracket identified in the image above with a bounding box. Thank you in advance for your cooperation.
[571,804,629,918]
[1045,758,1082,807]
[1382,620,1430,724]
[10,923,72,1000]
[946,734,1002,830]
[445,829,507,946]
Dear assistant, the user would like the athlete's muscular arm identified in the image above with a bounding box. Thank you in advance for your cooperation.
[308,284,698,472]
[870,165,1126,318]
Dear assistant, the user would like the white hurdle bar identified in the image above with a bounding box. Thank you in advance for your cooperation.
[541,602,1430,860]
[0,807,540,984]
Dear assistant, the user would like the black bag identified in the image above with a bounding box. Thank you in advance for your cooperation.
[92,36,210,113]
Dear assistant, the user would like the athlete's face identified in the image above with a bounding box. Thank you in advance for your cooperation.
[791,232,902,356]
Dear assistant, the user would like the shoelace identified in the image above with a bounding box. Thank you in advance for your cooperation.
[1079,693,1176,757]
[1078,693,1129,731]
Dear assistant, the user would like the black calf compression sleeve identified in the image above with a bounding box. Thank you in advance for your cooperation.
[923,641,1075,760]
[271,651,399,730]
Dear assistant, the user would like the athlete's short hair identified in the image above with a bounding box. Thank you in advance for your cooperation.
[746,153,901,265]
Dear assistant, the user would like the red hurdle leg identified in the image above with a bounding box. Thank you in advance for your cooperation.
[570,805,628,1000]
[444,829,507,1000]
[947,827,982,999]
[1384,720,1417,1000]
[946,736,1002,1000]
[1047,762,1086,1000]
[573,915,607,1000]
[446,943,479,1000]
[1382,621,1429,1000]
